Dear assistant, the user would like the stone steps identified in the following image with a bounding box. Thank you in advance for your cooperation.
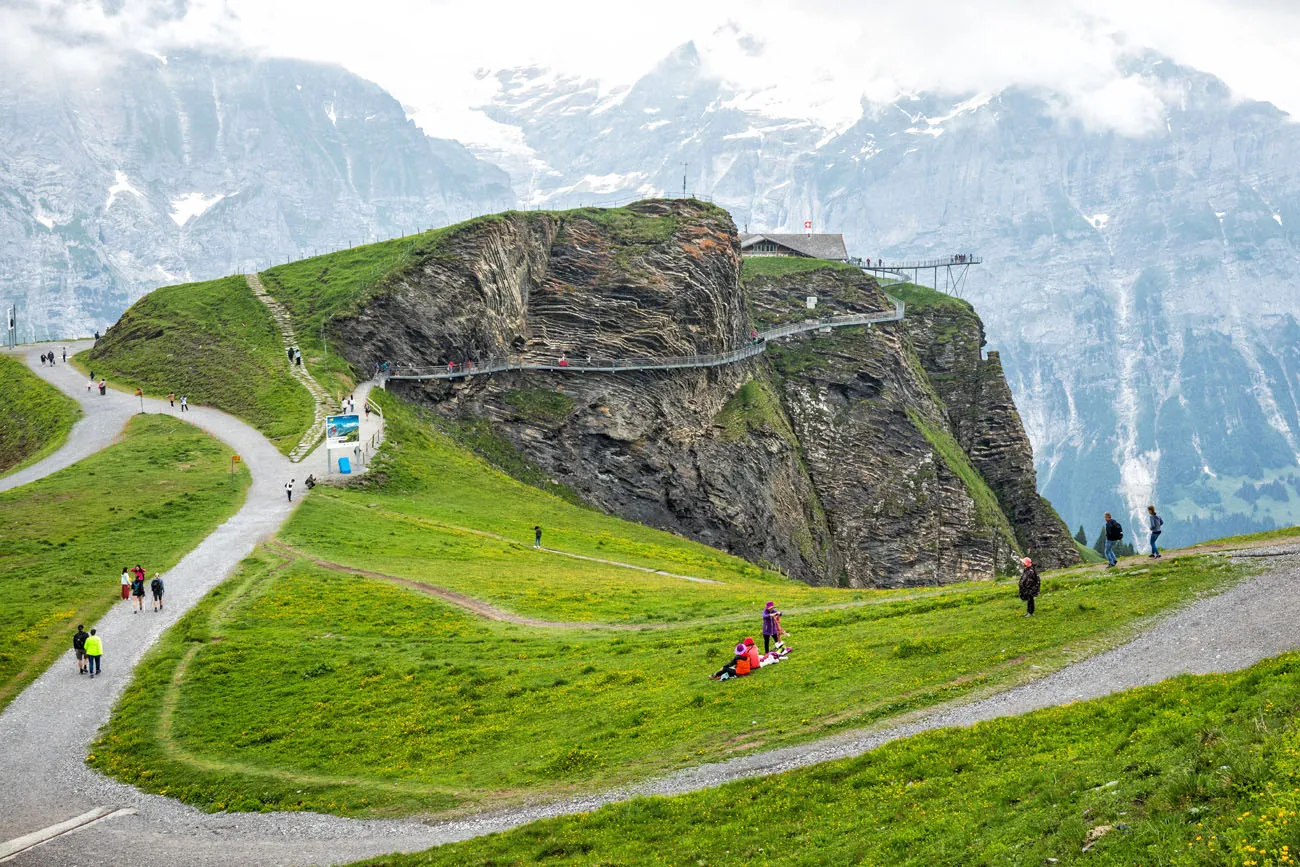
[245,273,335,462]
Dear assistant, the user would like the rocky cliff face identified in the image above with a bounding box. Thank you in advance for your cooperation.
[342,200,1076,586]
[474,45,1300,547]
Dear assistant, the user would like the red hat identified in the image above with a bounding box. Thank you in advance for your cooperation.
[1021,557,1033,568]
[743,637,755,646]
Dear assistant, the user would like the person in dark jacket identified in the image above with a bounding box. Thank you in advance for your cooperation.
[1018,557,1040,616]
[1102,512,1124,568]
[72,624,90,674]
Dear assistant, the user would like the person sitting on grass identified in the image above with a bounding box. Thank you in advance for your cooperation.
[711,643,751,680]
[744,636,789,668]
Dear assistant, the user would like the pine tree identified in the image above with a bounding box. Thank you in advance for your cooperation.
[1074,525,1087,545]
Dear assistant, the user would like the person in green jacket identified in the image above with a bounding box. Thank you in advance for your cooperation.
[84,629,103,678]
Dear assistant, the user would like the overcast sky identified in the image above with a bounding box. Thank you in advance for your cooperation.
[4,0,1299,145]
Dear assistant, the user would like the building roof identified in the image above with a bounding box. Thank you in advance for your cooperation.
[740,233,848,261]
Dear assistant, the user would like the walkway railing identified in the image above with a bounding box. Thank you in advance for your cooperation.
[855,256,981,269]
[387,298,904,383]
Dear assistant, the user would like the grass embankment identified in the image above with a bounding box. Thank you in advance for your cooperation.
[356,652,1300,866]
[93,393,1246,817]
[0,414,250,710]
[0,354,80,477]
[80,276,314,455]
[887,280,979,312]
[740,257,860,280]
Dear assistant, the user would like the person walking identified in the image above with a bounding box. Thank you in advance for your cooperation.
[62,347,66,362]
[120,567,131,601]
[84,629,102,678]
[168,392,175,408]
[533,525,542,549]
[131,571,146,613]
[1147,505,1164,559]
[98,379,106,395]
[1018,557,1040,616]
[73,624,90,674]
[285,479,295,502]
[150,573,165,611]
[179,395,188,412]
[1102,512,1124,568]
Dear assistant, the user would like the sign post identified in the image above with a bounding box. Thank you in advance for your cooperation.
[325,414,360,474]
[134,388,144,414]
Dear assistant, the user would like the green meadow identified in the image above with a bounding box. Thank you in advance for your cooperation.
[91,393,1247,817]
[0,414,250,710]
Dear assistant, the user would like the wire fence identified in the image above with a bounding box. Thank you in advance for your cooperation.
[387,299,904,382]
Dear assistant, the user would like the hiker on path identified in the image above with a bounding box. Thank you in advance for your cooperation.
[62,347,66,362]
[1147,506,1164,559]
[533,525,542,549]
[88,378,94,393]
[73,624,89,674]
[97,379,106,395]
[1018,557,1040,616]
[120,567,131,601]
[364,402,371,420]
[151,574,165,611]
[168,392,175,408]
[179,395,188,412]
[84,629,102,678]
[285,479,295,502]
[1102,512,1124,568]
[131,572,146,612]
[762,601,785,653]
[295,350,302,366]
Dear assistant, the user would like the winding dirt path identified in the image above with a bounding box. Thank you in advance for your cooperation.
[3,341,1299,866]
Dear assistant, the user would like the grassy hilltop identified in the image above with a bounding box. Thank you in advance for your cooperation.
[81,276,315,455]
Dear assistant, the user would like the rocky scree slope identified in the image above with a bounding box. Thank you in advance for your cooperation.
[332,200,1076,585]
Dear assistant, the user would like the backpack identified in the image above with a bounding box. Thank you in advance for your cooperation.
[1108,519,1123,540]
[151,578,163,594]
[1153,514,1163,531]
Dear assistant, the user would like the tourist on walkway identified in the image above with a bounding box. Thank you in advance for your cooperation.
[179,395,188,412]
[168,392,175,408]
[73,624,89,674]
[131,572,146,613]
[84,629,102,678]
[151,574,165,611]
[97,379,106,395]
[62,347,66,362]
[1019,557,1040,616]
[1103,512,1124,568]
[533,525,542,549]
[761,601,784,652]
[1147,506,1164,559]
[285,479,295,502]
[120,567,131,601]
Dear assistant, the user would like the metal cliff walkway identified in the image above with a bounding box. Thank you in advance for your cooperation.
[387,296,905,382]
[856,255,981,296]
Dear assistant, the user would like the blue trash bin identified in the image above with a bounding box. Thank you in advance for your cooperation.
[338,456,352,474]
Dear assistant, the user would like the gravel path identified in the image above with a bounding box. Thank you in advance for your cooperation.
[4,342,1299,866]
[0,343,135,494]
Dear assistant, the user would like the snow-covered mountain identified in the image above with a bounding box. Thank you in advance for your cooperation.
[0,52,513,339]
[475,44,1300,544]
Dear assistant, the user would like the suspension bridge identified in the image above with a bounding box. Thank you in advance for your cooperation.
[386,296,905,382]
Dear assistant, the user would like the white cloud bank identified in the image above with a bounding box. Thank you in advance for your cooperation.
[3,0,1299,145]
